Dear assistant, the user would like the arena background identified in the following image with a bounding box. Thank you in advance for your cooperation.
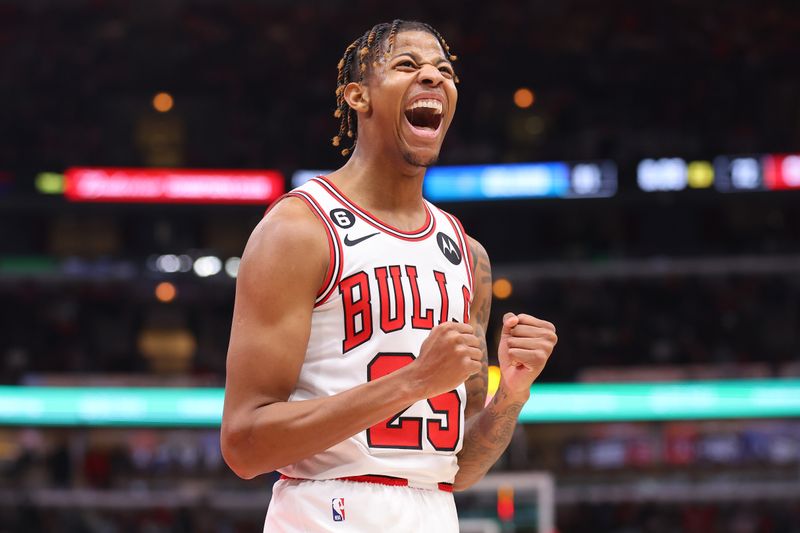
[2,0,800,531]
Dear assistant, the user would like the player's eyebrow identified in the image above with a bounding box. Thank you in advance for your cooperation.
[391,51,452,67]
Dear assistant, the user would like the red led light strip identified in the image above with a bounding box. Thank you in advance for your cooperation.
[65,167,285,204]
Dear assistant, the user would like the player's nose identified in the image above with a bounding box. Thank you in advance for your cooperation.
[418,63,445,86]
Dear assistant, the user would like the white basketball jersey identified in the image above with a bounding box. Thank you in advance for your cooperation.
[276,176,474,486]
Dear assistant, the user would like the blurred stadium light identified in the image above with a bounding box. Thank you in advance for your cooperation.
[2,380,798,426]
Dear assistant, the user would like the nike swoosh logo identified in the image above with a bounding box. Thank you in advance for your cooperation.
[343,232,379,246]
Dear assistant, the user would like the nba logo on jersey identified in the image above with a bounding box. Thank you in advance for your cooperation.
[331,498,346,521]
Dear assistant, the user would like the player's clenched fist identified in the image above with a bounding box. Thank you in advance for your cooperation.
[498,313,557,396]
[411,322,483,398]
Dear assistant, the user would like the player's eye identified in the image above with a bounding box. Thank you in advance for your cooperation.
[397,60,417,69]
[439,66,455,78]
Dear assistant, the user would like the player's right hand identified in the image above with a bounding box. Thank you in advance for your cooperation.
[412,322,483,398]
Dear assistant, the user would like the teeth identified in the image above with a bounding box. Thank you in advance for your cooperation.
[406,99,443,114]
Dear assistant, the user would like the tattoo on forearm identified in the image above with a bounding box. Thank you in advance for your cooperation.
[457,387,524,480]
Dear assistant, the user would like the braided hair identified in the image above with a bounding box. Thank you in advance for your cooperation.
[332,20,458,156]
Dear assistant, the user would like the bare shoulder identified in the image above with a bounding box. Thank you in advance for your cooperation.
[238,196,329,296]
[244,196,328,262]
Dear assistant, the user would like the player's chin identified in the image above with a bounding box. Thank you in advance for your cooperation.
[398,119,447,166]
[401,146,440,168]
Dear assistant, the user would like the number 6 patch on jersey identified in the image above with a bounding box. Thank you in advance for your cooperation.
[331,498,346,521]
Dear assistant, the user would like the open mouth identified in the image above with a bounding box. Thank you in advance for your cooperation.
[404,99,443,133]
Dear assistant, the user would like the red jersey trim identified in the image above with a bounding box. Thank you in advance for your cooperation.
[312,176,436,242]
[284,191,343,307]
[280,473,454,493]
[440,208,474,298]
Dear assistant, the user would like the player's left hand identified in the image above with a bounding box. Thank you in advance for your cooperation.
[497,313,557,397]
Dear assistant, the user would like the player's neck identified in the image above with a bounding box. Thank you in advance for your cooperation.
[327,146,428,228]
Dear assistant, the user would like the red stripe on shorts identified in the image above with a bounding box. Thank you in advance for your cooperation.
[280,473,454,493]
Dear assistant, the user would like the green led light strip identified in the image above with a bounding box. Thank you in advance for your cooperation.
[0,380,799,427]
[0,387,223,427]
[518,380,800,422]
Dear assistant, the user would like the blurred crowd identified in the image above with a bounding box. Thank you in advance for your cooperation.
[2,429,242,491]
[1,421,798,532]
[1,0,799,181]
[531,274,799,382]
[5,422,798,491]
[0,278,232,383]
[2,270,797,383]
[1,501,798,533]
[558,501,800,533]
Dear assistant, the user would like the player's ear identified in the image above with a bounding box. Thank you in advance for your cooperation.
[344,82,370,114]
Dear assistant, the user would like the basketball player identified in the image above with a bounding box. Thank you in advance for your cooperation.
[221,20,557,532]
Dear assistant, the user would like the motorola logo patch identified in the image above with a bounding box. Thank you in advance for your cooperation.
[436,232,462,265]
[330,208,356,229]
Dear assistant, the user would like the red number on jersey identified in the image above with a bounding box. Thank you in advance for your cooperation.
[426,391,461,451]
[366,352,461,451]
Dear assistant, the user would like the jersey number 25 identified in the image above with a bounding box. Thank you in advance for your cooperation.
[366,353,461,452]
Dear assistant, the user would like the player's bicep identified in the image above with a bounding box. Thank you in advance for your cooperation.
[222,199,329,425]
[464,236,492,419]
